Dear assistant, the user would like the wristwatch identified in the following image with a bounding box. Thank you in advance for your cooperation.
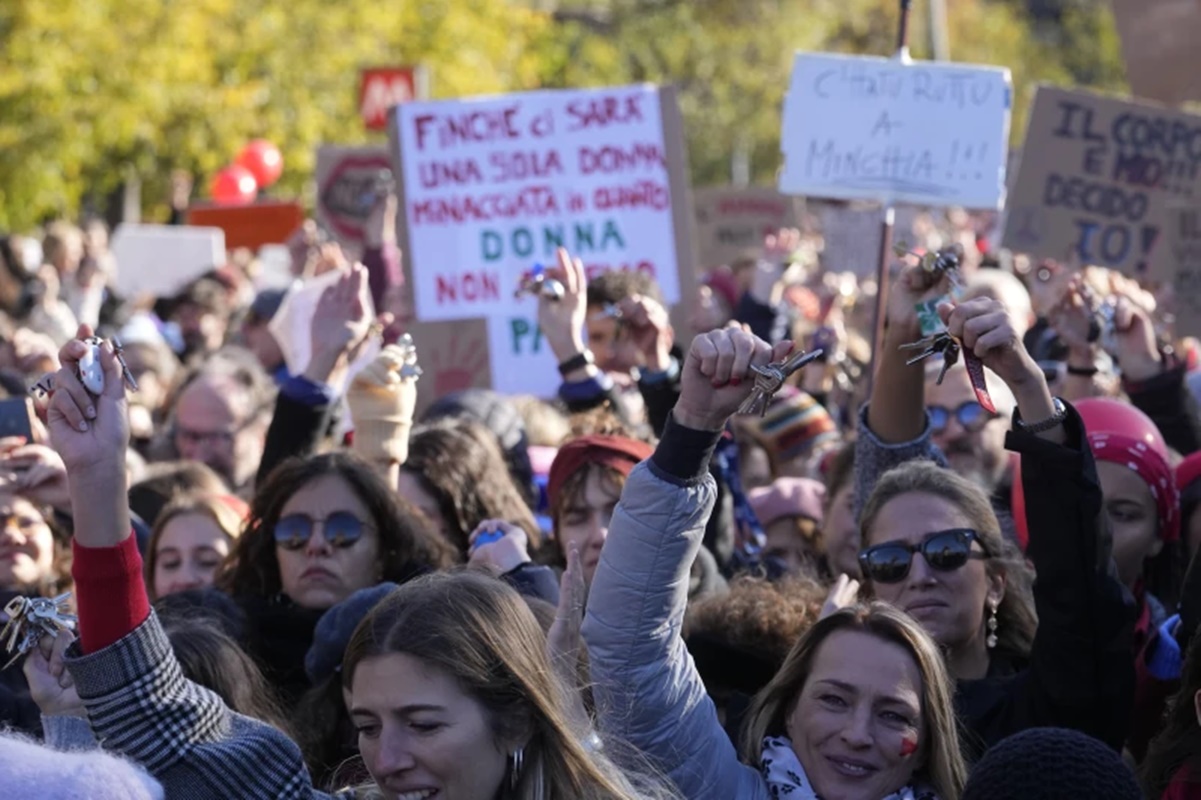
[557,349,595,377]
[1015,397,1068,434]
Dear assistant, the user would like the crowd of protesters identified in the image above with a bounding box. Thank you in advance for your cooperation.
[0,183,1200,800]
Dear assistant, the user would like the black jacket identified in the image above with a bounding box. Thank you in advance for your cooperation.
[955,405,1136,759]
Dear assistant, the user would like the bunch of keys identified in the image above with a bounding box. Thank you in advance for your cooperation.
[31,336,139,398]
[514,265,566,302]
[393,333,424,379]
[899,331,997,414]
[737,348,825,417]
[1,592,76,669]
[893,243,964,291]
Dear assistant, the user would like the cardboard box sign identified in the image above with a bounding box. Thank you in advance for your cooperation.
[186,201,305,251]
[314,146,394,260]
[692,187,802,271]
[387,84,697,406]
[1002,85,1201,278]
[779,52,1012,209]
[1111,0,1201,107]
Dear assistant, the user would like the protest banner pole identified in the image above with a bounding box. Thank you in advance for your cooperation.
[867,0,913,393]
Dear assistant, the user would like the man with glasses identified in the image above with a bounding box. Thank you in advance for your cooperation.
[925,359,1016,496]
[173,348,276,495]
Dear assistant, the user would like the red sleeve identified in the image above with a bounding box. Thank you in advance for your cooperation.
[71,534,151,654]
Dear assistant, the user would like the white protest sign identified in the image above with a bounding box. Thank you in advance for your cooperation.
[111,224,225,298]
[395,85,682,323]
[268,270,379,394]
[485,313,560,398]
[780,53,1012,209]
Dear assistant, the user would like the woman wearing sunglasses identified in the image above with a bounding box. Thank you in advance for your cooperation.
[213,451,458,705]
[852,281,1134,757]
[583,326,968,800]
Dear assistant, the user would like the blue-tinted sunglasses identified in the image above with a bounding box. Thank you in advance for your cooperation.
[927,402,998,435]
[273,512,370,551]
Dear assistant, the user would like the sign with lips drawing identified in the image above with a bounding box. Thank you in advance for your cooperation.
[315,145,395,259]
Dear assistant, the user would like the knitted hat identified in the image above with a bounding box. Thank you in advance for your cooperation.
[305,582,399,684]
[961,728,1141,800]
[743,387,838,470]
[547,435,653,509]
[748,478,827,527]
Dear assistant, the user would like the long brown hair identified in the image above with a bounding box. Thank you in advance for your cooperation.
[859,460,1037,660]
[402,419,541,554]
[343,570,676,800]
[742,603,967,800]
[215,452,456,599]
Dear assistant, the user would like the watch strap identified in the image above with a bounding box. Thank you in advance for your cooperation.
[1015,397,1068,434]
[557,350,595,376]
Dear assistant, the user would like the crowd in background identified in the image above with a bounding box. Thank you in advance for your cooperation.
[0,188,1200,800]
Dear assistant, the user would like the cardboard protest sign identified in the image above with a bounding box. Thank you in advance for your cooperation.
[1002,85,1201,277]
[111,224,224,299]
[315,146,395,260]
[1111,0,1201,107]
[693,187,802,270]
[819,205,884,277]
[1165,206,1201,338]
[186,202,304,251]
[389,84,696,403]
[780,53,1012,209]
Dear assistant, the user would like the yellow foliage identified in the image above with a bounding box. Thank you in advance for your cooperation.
[0,0,1127,228]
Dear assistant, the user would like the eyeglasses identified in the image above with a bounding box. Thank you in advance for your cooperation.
[927,402,998,435]
[858,529,988,584]
[174,425,237,447]
[273,512,371,551]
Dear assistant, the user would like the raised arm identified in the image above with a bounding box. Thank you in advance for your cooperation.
[46,329,339,799]
[941,298,1134,749]
[583,328,792,800]
[852,261,953,519]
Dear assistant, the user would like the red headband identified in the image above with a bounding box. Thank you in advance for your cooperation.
[1089,432,1180,543]
[547,435,653,509]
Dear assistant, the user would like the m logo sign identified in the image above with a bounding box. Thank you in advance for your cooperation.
[359,67,423,131]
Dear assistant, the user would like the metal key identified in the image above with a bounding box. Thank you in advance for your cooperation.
[737,348,824,417]
[935,339,961,385]
[899,332,955,366]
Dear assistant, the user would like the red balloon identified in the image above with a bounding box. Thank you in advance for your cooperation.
[236,139,283,188]
[209,165,258,206]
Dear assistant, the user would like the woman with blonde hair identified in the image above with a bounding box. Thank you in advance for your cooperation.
[584,326,967,800]
[144,493,246,600]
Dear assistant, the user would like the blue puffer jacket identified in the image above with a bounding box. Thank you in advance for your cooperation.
[582,426,770,800]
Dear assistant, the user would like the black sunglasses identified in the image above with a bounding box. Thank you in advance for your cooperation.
[273,512,370,551]
[858,529,988,584]
[927,402,998,435]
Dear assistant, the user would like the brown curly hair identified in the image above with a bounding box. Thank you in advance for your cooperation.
[684,575,827,696]
[214,452,456,600]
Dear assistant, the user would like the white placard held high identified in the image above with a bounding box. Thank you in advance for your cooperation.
[395,85,681,323]
[780,53,1012,209]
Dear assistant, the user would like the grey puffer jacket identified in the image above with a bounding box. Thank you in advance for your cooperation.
[582,421,769,800]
